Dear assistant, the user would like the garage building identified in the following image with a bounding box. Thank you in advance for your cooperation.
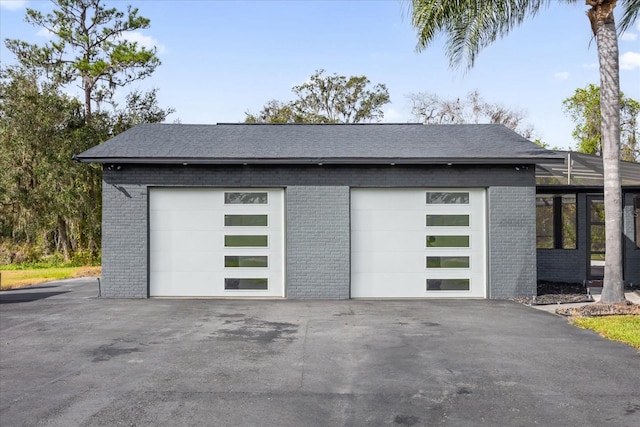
[76,123,560,299]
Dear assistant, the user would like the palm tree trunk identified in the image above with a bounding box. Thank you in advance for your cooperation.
[591,2,626,303]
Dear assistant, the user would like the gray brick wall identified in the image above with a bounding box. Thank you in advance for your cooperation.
[101,178,148,298]
[286,186,350,298]
[488,186,537,298]
[100,164,537,299]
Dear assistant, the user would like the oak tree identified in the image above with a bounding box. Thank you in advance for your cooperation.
[246,70,390,123]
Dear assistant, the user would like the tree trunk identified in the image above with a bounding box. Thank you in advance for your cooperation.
[84,78,92,123]
[591,3,626,303]
[57,216,72,262]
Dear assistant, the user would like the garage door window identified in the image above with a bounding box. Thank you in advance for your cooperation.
[224,256,268,268]
[224,214,268,226]
[427,256,470,268]
[426,235,470,248]
[426,214,469,227]
[426,279,470,291]
[426,192,469,204]
[224,192,268,204]
[224,235,268,247]
[224,278,268,290]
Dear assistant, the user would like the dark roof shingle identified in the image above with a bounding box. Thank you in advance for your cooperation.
[75,123,560,165]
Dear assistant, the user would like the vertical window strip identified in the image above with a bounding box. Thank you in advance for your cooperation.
[635,196,640,248]
[536,193,576,249]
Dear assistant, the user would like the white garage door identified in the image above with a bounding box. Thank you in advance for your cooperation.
[351,188,486,298]
[149,188,284,297]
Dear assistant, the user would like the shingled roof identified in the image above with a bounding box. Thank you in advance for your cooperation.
[75,123,560,165]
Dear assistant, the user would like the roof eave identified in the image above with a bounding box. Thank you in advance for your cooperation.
[537,184,640,191]
[75,156,563,165]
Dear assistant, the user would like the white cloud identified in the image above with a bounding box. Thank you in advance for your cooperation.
[0,0,27,11]
[582,62,598,69]
[620,51,640,70]
[553,71,570,80]
[37,27,56,38]
[34,28,166,54]
[119,32,166,54]
[620,32,637,41]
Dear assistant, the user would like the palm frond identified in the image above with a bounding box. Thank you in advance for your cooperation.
[618,0,640,34]
[409,0,578,69]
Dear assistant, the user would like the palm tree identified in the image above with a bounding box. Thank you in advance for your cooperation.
[409,0,639,303]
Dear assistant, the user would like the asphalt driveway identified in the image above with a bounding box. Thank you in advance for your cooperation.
[1,279,639,427]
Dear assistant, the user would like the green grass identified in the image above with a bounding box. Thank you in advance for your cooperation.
[571,316,640,350]
[0,257,99,270]
[0,266,101,290]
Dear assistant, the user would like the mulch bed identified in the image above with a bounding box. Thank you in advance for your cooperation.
[512,281,640,317]
[556,300,640,317]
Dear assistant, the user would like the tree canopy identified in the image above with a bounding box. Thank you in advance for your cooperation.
[5,0,161,122]
[563,84,639,162]
[246,69,390,123]
[409,90,535,139]
[1,0,171,264]
[0,67,100,261]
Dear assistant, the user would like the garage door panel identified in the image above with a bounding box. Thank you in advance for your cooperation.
[150,250,221,272]
[150,188,284,297]
[224,218,282,234]
[353,229,427,250]
[152,272,224,297]
[352,189,426,209]
[351,250,425,273]
[177,212,222,230]
[351,210,424,232]
[353,273,432,298]
[151,230,218,252]
[351,188,486,298]
[150,188,218,210]
[149,211,222,231]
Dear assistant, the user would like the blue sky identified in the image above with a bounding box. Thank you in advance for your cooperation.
[1,0,639,149]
